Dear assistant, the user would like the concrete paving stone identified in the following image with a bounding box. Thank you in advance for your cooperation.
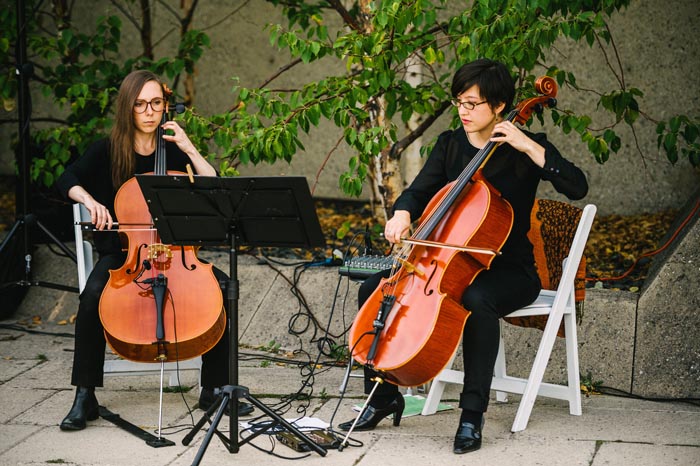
[0,358,37,384]
[5,359,73,391]
[545,399,700,445]
[0,424,42,456]
[593,442,700,466]
[0,323,75,361]
[363,433,597,466]
[0,384,56,424]
[14,388,201,431]
[0,424,184,466]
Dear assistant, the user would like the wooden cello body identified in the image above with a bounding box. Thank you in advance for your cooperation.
[349,174,512,386]
[349,76,559,387]
[99,86,225,363]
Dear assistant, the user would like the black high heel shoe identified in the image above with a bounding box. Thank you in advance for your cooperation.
[338,393,405,432]
[60,386,99,431]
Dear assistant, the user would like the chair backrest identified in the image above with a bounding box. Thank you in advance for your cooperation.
[505,199,596,336]
[529,199,587,295]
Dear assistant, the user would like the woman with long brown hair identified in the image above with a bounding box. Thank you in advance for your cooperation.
[56,70,252,431]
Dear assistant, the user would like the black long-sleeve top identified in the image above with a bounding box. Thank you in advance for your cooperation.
[392,128,588,269]
[56,138,196,255]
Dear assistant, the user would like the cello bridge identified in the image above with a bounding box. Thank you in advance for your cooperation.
[148,243,172,261]
[395,258,425,278]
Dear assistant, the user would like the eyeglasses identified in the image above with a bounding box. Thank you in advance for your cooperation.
[133,98,165,113]
[450,99,488,111]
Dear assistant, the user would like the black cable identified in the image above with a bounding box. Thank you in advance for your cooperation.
[0,322,74,338]
[323,327,375,449]
[596,385,700,407]
[232,253,362,455]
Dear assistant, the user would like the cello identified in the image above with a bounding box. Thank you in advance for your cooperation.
[348,76,559,388]
[98,83,226,365]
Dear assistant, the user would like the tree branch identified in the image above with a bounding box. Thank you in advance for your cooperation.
[326,0,361,31]
[226,58,304,113]
[109,0,140,31]
[390,100,451,159]
[200,0,249,32]
[312,133,345,195]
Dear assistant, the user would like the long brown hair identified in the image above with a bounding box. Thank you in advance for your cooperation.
[109,70,163,188]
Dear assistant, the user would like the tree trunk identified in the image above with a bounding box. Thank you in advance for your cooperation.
[139,0,153,59]
[402,56,424,187]
[180,0,197,106]
[354,0,403,221]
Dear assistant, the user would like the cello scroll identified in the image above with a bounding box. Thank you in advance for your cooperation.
[513,76,558,125]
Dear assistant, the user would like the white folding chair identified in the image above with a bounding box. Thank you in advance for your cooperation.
[421,201,596,432]
[72,203,202,388]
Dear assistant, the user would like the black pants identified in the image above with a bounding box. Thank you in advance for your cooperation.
[357,258,540,413]
[71,252,230,389]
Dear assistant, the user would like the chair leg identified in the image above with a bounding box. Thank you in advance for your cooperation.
[564,310,582,416]
[421,375,448,415]
[494,330,508,403]
[510,310,565,432]
[421,350,460,416]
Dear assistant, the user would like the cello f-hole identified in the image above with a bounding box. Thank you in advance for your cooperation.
[126,244,148,275]
[423,259,438,296]
[180,247,196,271]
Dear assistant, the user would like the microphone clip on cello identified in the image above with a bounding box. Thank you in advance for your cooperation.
[366,293,396,362]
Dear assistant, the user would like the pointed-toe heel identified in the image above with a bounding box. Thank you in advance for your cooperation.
[339,393,405,432]
[392,394,405,426]
[60,386,99,431]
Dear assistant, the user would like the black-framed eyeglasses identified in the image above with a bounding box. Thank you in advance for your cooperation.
[450,99,488,111]
[133,98,165,113]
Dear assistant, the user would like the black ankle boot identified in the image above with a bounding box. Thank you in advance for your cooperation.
[60,386,99,431]
[338,393,405,432]
[453,418,484,454]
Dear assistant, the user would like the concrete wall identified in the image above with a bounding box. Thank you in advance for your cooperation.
[634,196,700,398]
[1,0,698,216]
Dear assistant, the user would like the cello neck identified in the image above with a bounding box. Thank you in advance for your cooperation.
[154,110,168,175]
[154,83,176,176]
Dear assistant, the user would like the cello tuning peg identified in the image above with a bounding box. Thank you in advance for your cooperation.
[174,103,186,114]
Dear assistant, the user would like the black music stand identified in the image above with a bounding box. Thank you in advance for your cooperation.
[135,174,327,464]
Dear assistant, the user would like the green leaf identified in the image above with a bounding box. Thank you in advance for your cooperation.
[424,46,437,64]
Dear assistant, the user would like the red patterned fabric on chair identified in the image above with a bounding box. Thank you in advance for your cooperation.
[504,199,587,337]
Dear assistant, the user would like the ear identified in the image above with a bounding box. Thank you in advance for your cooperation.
[494,101,506,115]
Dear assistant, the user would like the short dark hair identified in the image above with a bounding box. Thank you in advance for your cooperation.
[451,59,515,115]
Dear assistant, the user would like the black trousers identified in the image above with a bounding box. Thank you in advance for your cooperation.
[71,252,230,389]
[357,258,540,413]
